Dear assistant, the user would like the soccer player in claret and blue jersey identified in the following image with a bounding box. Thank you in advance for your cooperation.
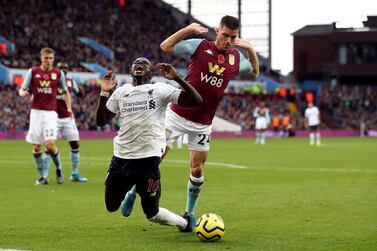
[122,15,260,227]
[43,62,87,184]
[18,47,72,185]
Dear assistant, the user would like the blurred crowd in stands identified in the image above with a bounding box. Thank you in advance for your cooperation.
[319,84,377,132]
[0,0,187,73]
[1,82,376,133]
[1,0,376,134]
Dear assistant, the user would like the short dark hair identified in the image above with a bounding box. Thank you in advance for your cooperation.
[220,15,240,30]
[40,47,55,55]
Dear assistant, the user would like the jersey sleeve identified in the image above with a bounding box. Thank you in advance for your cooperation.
[253,107,259,118]
[72,79,80,94]
[265,108,271,123]
[59,71,67,91]
[21,69,32,90]
[173,38,203,56]
[239,51,253,74]
[106,88,121,114]
[158,83,181,105]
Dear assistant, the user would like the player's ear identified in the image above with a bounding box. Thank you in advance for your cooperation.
[215,28,219,35]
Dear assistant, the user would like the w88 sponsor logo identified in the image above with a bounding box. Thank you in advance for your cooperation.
[200,72,224,87]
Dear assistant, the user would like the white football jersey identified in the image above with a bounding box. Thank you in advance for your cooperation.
[106,82,181,159]
[305,106,320,126]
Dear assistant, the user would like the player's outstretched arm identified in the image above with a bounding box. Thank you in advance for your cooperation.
[234,39,260,80]
[160,23,208,54]
[156,63,202,106]
[96,71,117,127]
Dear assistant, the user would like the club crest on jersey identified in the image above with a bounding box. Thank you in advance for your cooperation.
[165,129,172,140]
[148,89,154,98]
[51,73,57,80]
[229,54,235,65]
[205,49,213,55]
[67,80,72,87]
[218,54,225,64]
[39,80,50,87]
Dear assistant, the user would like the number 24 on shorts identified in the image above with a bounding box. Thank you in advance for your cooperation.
[197,134,211,146]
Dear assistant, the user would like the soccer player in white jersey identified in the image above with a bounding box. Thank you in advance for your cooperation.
[304,102,321,146]
[253,101,270,145]
[96,57,202,232]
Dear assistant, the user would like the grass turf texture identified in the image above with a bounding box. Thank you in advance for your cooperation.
[0,138,376,250]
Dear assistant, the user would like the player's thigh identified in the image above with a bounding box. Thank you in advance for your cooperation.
[42,111,58,141]
[27,110,58,144]
[59,118,79,141]
[187,133,211,152]
[26,110,44,144]
[104,156,135,210]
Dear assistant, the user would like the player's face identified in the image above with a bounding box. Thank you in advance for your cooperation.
[131,57,152,79]
[40,52,54,70]
[215,25,239,53]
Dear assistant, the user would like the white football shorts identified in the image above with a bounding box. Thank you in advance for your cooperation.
[255,117,268,130]
[165,107,212,152]
[57,117,80,142]
[26,109,58,144]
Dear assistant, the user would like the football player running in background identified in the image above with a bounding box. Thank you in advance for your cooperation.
[122,15,259,225]
[44,62,87,183]
[253,101,270,145]
[96,58,202,231]
[18,48,72,185]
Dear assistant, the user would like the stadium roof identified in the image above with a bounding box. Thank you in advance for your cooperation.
[292,25,333,36]
[292,16,377,36]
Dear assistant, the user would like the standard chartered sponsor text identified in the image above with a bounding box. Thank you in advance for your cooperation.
[121,100,148,113]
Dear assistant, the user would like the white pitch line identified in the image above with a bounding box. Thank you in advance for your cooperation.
[0,249,31,251]
[165,159,247,169]
[0,158,376,173]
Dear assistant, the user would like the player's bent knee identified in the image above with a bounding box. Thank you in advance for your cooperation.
[32,144,41,153]
[69,141,79,150]
[143,206,159,219]
[45,141,57,153]
[191,167,203,178]
[141,198,159,219]
[105,203,119,213]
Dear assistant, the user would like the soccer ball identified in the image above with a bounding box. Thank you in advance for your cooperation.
[195,213,225,242]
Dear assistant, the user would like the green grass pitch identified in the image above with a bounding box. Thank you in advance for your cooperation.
[0,138,376,250]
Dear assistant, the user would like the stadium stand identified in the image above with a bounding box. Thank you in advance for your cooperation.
[0,0,186,73]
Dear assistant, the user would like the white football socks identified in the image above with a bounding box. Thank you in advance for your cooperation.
[148,207,187,228]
